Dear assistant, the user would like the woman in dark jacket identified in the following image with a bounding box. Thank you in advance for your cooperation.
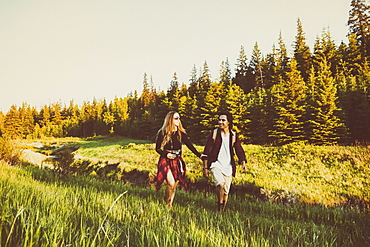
[155,111,202,209]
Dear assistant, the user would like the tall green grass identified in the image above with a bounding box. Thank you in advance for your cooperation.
[1,162,369,246]
[74,136,158,175]
[237,142,370,207]
[67,137,369,208]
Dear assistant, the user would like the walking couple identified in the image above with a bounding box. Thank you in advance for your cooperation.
[155,111,246,212]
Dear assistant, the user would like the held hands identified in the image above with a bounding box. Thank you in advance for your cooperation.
[241,162,247,173]
[203,168,209,178]
[202,157,209,178]
[166,153,176,159]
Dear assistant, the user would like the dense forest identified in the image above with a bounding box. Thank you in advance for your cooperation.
[1,0,369,145]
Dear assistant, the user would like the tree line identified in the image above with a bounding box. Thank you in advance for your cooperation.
[1,0,369,145]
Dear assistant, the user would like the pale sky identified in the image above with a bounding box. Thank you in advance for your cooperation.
[0,0,352,112]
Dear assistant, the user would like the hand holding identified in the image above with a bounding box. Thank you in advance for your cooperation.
[167,153,176,159]
[203,168,209,178]
[241,161,247,173]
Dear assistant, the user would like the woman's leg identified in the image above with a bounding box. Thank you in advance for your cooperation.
[165,168,179,209]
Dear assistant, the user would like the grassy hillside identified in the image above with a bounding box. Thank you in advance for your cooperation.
[1,161,369,246]
[20,136,370,208]
[3,136,367,246]
[27,136,368,208]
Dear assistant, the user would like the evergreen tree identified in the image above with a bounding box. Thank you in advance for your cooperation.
[102,110,116,134]
[86,98,107,136]
[80,101,95,137]
[112,97,129,123]
[235,45,248,78]
[198,60,212,96]
[348,0,370,61]
[225,83,249,141]
[323,29,340,75]
[276,31,290,81]
[109,97,130,135]
[264,45,278,88]
[179,82,188,98]
[19,103,35,138]
[66,100,79,119]
[219,58,232,84]
[51,102,63,125]
[178,92,193,127]
[313,29,339,76]
[64,100,80,137]
[140,73,151,108]
[269,59,307,144]
[167,72,180,110]
[201,81,227,135]
[336,41,352,77]
[345,33,363,75]
[293,18,312,81]
[39,105,51,127]
[138,110,155,140]
[306,57,344,144]
[141,77,159,139]
[358,61,370,141]
[246,88,272,144]
[183,94,203,143]
[177,93,188,116]
[337,73,368,143]
[249,42,264,88]
[3,105,22,139]
[127,91,141,124]
[233,45,253,93]
[187,60,213,142]
[0,111,4,136]
[149,75,157,103]
[152,90,170,138]
[339,61,370,142]
[188,65,198,97]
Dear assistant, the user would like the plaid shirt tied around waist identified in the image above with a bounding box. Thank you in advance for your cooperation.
[155,156,188,191]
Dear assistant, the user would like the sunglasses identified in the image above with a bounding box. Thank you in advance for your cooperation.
[173,117,180,120]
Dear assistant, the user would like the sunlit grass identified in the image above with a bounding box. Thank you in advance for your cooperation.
[1,161,369,246]
[76,136,157,171]
[18,136,370,208]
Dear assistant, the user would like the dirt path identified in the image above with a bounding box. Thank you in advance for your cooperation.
[21,149,57,170]
[22,149,47,166]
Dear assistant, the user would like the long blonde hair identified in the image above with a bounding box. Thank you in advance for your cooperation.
[159,111,186,149]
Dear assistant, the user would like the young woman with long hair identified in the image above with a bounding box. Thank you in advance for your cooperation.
[155,111,202,209]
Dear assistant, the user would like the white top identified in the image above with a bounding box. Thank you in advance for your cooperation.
[210,131,232,176]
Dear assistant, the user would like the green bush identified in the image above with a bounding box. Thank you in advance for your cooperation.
[50,144,78,172]
[0,138,22,166]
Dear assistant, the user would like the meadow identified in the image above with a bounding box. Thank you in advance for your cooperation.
[1,136,369,246]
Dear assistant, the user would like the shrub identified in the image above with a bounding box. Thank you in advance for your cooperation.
[0,137,22,165]
[46,144,78,173]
